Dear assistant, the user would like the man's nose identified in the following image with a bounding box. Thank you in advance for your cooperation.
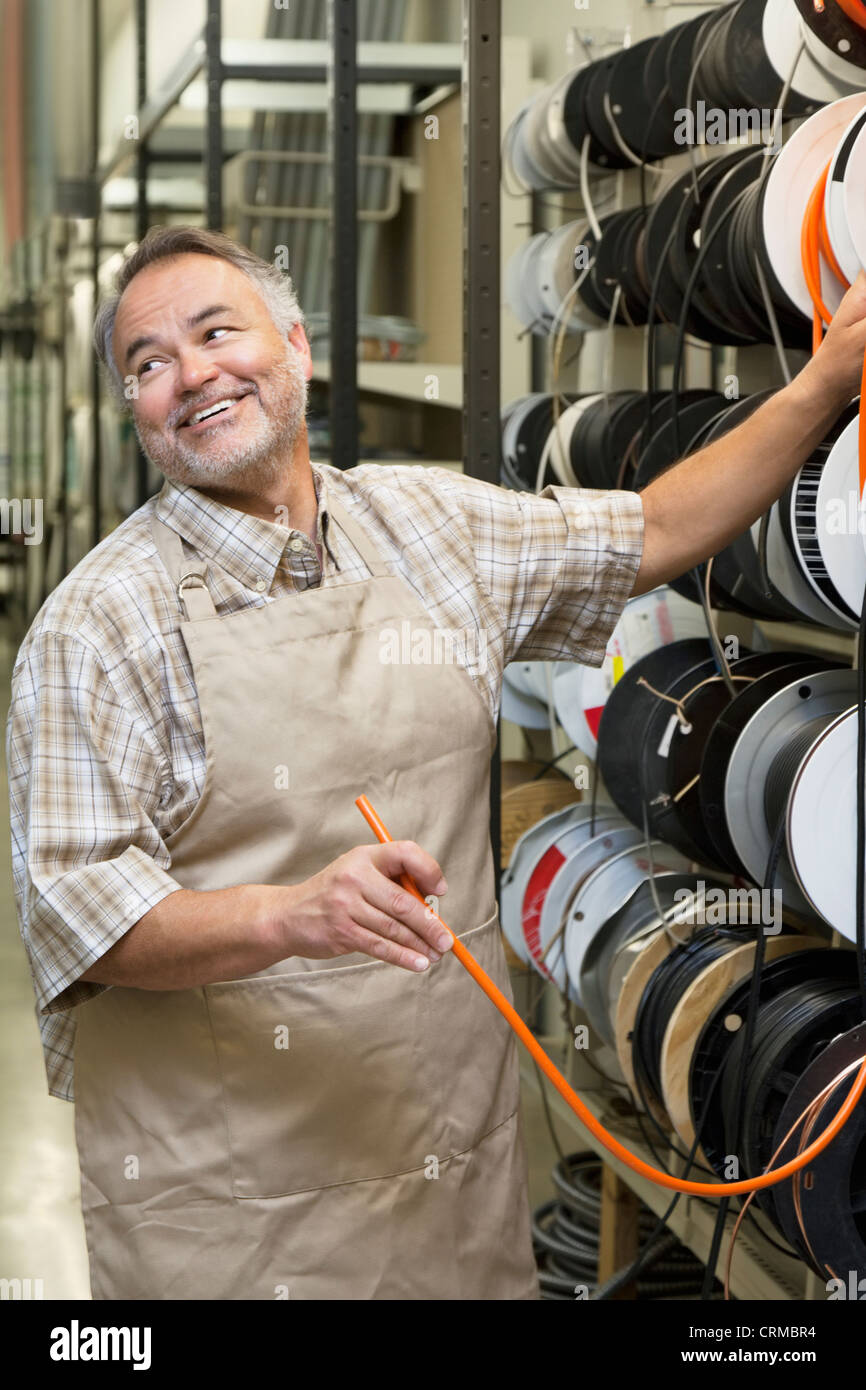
[175,348,220,394]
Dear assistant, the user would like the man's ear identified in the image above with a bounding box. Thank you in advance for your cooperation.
[288,322,313,381]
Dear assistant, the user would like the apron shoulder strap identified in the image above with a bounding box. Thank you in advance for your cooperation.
[151,513,218,622]
[326,494,390,579]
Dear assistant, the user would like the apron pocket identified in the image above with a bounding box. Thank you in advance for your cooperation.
[204,910,519,1198]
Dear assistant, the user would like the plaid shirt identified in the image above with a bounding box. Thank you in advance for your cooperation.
[6,462,644,1100]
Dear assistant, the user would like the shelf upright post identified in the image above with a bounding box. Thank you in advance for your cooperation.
[135,0,150,505]
[327,0,358,472]
[90,0,102,551]
[463,0,502,899]
[205,0,223,231]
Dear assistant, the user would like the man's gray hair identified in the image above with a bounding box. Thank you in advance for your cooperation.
[93,225,305,410]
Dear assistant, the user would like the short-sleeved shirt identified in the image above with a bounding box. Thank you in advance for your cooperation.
[6,462,645,1100]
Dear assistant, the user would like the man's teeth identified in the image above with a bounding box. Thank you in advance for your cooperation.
[189,397,238,424]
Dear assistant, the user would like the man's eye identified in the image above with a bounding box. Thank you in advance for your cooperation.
[205,326,232,341]
[138,359,158,376]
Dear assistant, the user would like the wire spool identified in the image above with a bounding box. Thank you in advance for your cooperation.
[688,945,843,1183]
[596,638,732,866]
[698,654,835,873]
[760,92,866,324]
[770,1021,866,1279]
[703,0,818,115]
[500,803,590,963]
[778,423,861,630]
[552,586,711,761]
[614,925,680,1119]
[814,414,866,618]
[660,931,825,1152]
[536,222,608,334]
[787,704,866,941]
[696,392,806,620]
[579,873,726,1052]
[794,0,866,89]
[563,390,645,489]
[837,112,866,273]
[724,666,858,909]
[582,53,647,170]
[572,211,649,325]
[541,394,609,490]
[563,842,696,1012]
[766,0,864,104]
[632,392,729,493]
[570,390,667,491]
[634,926,755,1115]
[520,813,636,986]
[720,966,862,1220]
[534,821,644,995]
[664,651,796,869]
[500,394,579,492]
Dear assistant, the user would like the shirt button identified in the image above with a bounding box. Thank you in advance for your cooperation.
[289,537,305,553]
[254,578,267,592]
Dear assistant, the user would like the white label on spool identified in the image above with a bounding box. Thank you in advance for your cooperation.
[657,713,679,759]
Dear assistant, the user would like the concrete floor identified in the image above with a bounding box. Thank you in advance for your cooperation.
[0,617,562,1299]
[0,621,92,1299]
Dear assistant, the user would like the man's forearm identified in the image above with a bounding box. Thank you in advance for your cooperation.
[632,362,852,596]
[78,884,288,990]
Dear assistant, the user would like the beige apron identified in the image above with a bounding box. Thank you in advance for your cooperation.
[72,490,539,1300]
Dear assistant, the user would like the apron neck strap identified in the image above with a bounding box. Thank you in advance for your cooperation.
[152,515,218,622]
[325,494,390,579]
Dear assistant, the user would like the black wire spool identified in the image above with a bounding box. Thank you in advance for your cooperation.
[769,1022,866,1280]
[593,209,650,325]
[794,0,866,75]
[597,637,725,862]
[644,170,720,336]
[706,0,817,115]
[570,391,646,490]
[632,391,728,492]
[688,946,844,1184]
[697,655,841,874]
[695,391,805,619]
[612,209,652,324]
[503,395,579,491]
[665,10,720,111]
[691,152,772,346]
[633,926,754,1109]
[721,972,863,1222]
[602,36,676,163]
[583,56,644,170]
[561,65,614,170]
[665,651,796,867]
[667,152,764,348]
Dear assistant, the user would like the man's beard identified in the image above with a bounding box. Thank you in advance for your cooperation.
[132,346,308,493]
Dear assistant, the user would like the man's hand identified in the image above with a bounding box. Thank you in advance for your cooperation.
[272,841,454,973]
[632,276,866,595]
[801,269,866,409]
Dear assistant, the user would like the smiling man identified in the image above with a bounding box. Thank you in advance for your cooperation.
[7,224,866,1302]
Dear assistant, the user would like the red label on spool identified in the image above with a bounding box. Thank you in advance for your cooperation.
[522,846,566,974]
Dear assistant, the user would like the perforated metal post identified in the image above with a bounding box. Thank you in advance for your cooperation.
[463,0,502,898]
[327,0,358,472]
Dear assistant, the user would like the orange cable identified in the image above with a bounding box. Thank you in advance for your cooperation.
[355,795,866,1199]
[834,0,866,29]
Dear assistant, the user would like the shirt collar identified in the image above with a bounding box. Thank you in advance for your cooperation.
[154,462,336,590]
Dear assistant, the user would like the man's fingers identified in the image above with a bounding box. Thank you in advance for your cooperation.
[364,864,454,953]
[353,901,443,964]
[373,839,448,897]
[349,922,436,973]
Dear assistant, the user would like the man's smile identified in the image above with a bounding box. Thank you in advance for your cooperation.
[177,391,256,434]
